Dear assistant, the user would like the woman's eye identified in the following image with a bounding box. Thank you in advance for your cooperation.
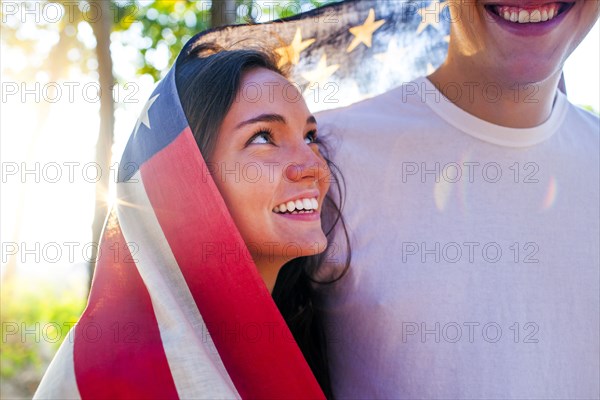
[248,130,273,145]
[305,130,318,144]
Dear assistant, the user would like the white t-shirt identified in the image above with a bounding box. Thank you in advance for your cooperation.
[316,77,600,399]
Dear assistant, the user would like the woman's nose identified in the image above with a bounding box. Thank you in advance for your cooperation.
[284,146,329,183]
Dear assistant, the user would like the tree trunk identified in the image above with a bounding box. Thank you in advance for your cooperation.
[211,0,237,27]
[88,0,115,293]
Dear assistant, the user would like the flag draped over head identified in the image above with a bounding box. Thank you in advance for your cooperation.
[35,1,451,399]
[34,22,325,400]
[197,0,450,111]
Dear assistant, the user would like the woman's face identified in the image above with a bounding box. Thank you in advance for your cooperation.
[210,67,330,270]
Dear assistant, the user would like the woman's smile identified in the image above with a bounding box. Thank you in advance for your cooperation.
[272,189,321,221]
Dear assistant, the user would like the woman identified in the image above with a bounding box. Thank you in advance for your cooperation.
[35,38,349,399]
[176,41,349,397]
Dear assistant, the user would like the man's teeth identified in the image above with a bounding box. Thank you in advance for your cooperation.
[495,3,560,23]
[272,197,319,214]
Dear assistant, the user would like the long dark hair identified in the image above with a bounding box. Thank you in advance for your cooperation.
[174,42,351,399]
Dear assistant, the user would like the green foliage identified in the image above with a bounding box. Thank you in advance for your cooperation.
[1,280,86,379]
[122,0,340,81]
[266,0,335,19]
[116,1,212,81]
[1,0,339,82]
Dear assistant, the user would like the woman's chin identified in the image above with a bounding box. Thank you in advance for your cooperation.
[247,232,328,264]
[277,233,329,261]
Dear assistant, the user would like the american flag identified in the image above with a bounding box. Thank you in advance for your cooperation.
[199,0,451,111]
[35,1,450,398]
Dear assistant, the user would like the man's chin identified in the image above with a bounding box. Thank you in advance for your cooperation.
[490,61,561,88]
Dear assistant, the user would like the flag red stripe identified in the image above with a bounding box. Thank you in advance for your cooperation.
[141,128,325,399]
[74,213,179,400]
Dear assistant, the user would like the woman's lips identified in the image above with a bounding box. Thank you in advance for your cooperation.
[272,197,319,214]
[274,210,321,221]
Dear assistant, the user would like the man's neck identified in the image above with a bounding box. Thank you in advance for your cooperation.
[427,62,562,129]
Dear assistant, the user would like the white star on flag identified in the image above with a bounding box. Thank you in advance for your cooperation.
[134,94,160,136]
[374,38,409,65]
[416,1,446,35]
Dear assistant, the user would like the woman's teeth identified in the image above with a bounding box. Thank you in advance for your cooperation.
[494,3,561,23]
[273,197,319,214]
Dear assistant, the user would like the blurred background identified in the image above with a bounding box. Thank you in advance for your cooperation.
[0,0,598,398]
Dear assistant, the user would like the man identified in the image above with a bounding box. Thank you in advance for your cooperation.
[317,1,600,398]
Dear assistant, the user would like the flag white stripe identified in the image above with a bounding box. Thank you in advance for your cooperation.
[33,328,81,400]
[116,171,240,399]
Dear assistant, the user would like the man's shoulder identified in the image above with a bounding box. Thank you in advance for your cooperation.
[316,78,430,123]
[564,101,600,139]
[568,103,600,125]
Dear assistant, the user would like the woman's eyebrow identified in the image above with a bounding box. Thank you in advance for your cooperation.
[235,114,317,129]
[236,113,286,129]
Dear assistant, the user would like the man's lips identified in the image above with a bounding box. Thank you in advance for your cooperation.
[484,2,575,23]
[482,1,575,36]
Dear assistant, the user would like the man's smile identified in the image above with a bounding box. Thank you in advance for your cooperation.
[484,2,575,23]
